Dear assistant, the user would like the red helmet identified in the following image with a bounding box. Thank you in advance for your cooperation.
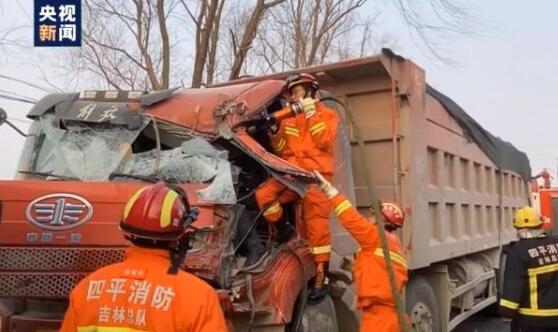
[120,183,194,241]
[380,201,405,228]
[284,73,319,92]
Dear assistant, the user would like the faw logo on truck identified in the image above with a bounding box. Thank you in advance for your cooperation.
[25,193,93,231]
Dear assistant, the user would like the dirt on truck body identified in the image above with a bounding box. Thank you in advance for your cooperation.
[0,49,532,331]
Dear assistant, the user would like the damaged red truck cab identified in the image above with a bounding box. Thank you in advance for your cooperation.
[0,80,357,331]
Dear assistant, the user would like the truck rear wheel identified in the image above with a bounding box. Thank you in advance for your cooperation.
[286,295,339,332]
[406,276,440,332]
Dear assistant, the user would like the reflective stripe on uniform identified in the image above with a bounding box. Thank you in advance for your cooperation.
[309,122,326,135]
[274,138,286,151]
[529,273,538,310]
[310,245,332,255]
[284,126,299,137]
[123,187,148,219]
[263,202,281,216]
[518,307,558,316]
[78,326,148,332]
[334,200,351,216]
[527,262,558,311]
[499,298,519,310]
[374,248,407,268]
[160,190,179,228]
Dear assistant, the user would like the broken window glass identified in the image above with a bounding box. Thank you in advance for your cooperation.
[117,138,238,204]
[18,113,148,180]
[18,115,238,204]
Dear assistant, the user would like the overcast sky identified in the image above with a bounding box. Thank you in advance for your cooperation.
[0,0,556,180]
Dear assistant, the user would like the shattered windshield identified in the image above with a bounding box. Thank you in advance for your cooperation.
[116,138,238,204]
[18,113,238,204]
[20,113,148,180]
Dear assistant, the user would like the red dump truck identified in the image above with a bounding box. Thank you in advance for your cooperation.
[0,49,531,331]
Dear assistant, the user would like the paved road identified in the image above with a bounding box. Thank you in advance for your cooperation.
[453,310,510,332]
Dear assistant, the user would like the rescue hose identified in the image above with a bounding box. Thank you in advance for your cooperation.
[322,96,412,332]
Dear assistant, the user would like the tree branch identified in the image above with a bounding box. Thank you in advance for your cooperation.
[156,0,171,89]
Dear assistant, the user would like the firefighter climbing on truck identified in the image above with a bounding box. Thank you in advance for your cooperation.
[60,183,228,332]
[314,170,409,331]
[254,73,338,303]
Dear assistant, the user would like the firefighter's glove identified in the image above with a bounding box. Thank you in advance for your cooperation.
[300,97,316,119]
[313,171,338,199]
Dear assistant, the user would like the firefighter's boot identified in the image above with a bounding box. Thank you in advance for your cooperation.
[308,261,330,304]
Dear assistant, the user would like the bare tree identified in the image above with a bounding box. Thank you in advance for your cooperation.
[60,0,473,90]
[227,0,286,80]
[157,0,171,89]
[74,0,286,88]
[0,26,26,52]
[246,0,371,73]
[182,0,225,87]
[205,0,225,84]
[0,0,27,57]
[74,0,178,90]
[391,0,476,64]
[243,0,474,74]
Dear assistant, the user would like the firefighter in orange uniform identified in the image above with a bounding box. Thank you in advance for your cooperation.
[60,183,228,332]
[314,171,408,332]
[255,73,338,303]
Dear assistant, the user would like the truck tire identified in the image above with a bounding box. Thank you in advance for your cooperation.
[406,276,440,332]
[286,295,339,332]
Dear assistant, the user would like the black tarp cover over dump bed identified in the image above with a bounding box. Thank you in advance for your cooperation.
[426,85,532,181]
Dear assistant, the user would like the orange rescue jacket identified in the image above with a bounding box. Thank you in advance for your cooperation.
[330,194,408,309]
[270,102,337,176]
[60,246,228,332]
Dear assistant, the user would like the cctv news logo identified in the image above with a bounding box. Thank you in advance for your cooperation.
[34,0,82,47]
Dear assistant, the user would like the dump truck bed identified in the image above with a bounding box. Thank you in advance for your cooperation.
[318,53,529,269]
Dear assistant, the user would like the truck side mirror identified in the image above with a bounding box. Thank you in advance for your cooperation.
[0,108,6,126]
[0,108,28,137]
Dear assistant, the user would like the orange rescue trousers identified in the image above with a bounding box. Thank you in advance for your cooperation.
[255,177,331,262]
[329,194,409,332]
[360,305,401,332]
